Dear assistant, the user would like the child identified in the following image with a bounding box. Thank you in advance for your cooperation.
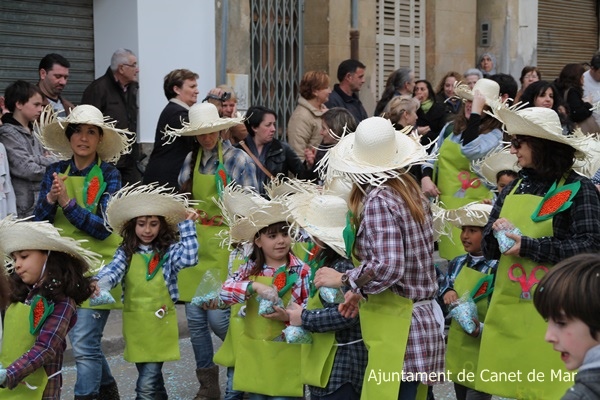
[534,253,600,399]
[0,217,97,399]
[474,146,520,205]
[93,183,199,399]
[220,197,310,399]
[286,191,367,400]
[438,202,497,400]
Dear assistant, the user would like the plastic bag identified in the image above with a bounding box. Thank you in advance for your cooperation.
[493,227,522,253]
[282,325,312,344]
[319,286,345,303]
[190,269,225,309]
[449,292,478,334]
[89,276,116,306]
[257,296,284,315]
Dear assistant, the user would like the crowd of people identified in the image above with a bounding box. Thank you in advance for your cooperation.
[0,47,600,400]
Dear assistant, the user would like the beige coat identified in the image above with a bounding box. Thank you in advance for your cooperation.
[286,96,325,161]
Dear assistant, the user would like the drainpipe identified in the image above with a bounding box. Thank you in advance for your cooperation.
[220,0,229,84]
[350,0,359,59]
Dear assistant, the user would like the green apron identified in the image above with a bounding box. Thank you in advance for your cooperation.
[435,138,493,260]
[122,253,179,363]
[56,163,123,310]
[476,183,571,399]
[178,143,230,301]
[445,264,491,389]
[232,275,304,397]
[300,291,337,388]
[0,303,48,399]
[358,290,413,399]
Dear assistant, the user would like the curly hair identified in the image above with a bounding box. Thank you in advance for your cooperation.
[120,216,179,265]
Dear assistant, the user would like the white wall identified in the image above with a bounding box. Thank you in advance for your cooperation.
[93,0,216,143]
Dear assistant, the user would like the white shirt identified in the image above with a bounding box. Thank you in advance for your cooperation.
[583,70,600,126]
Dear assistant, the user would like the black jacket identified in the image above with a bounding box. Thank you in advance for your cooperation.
[325,84,368,123]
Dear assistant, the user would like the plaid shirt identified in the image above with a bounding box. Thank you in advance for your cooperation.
[96,220,198,303]
[4,289,77,399]
[33,158,121,240]
[302,257,367,397]
[345,185,445,383]
[438,253,498,296]
[482,169,600,264]
[220,253,310,307]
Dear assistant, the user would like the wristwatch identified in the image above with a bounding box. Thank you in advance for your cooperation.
[340,273,350,287]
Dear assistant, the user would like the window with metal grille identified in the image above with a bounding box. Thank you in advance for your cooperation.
[375,0,426,100]
[250,0,304,142]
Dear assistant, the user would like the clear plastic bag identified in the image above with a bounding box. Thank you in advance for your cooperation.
[493,219,522,253]
[319,286,345,303]
[257,296,284,315]
[282,325,312,344]
[190,269,226,309]
[89,276,116,306]
[448,292,478,334]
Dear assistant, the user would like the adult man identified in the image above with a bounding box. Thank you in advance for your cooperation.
[81,48,140,184]
[325,59,368,123]
[583,52,600,126]
[38,53,74,117]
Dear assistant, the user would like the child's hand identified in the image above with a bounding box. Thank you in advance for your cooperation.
[314,267,344,288]
[201,298,220,310]
[262,305,289,322]
[253,282,279,302]
[186,209,199,221]
[481,198,492,205]
[421,176,441,198]
[443,290,458,305]
[90,281,100,297]
[286,302,303,326]
[338,291,362,318]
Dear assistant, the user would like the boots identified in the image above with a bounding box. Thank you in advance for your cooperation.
[194,365,221,400]
[98,381,121,400]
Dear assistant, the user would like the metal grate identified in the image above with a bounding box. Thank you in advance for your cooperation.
[250,0,304,141]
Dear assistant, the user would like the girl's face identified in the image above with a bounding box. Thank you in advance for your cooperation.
[174,79,199,107]
[545,313,600,371]
[13,250,47,285]
[413,82,429,102]
[16,92,44,123]
[320,121,336,145]
[534,88,554,109]
[510,136,534,169]
[254,228,291,266]
[444,77,457,98]
[253,113,277,146]
[70,124,102,160]
[135,216,161,245]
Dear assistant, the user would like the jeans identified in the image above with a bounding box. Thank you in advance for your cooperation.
[225,366,245,400]
[185,304,230,368]
[454,382,492,400]
[311,383,360,400]
[69,308,115,396]
[135,362,167,400]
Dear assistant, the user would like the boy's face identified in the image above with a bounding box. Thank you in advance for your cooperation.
[497,174,515,192]
[545,314,600,370]
[16,92,44,123]
[460,226,483,255]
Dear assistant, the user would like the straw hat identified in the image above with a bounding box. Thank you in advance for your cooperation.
[454,78,502,108]
[287,193,348,257]
[264,176,318,199]
[229,199,290,244]
[317,116,431,186]
[430,199,450,242]
[446,202,493,229]
[472,146,520,188]
[215,183,268,226]
[496,107,592,159]
[322,175,353,203]
[0,217,100,270]
[36,104,134,163]
[162,102,243,143]
[105,183,197,234]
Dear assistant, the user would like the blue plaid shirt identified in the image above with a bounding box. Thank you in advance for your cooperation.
[438,253,498,297]
[95,220,199,303]
[33,158,121,240]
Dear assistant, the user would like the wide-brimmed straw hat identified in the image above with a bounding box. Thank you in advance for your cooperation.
[322,175,353,203]
[229,199,290,244]
[36,104,134,163]
[105,183,197,234]
[573,135,600,178]
[0,217,100,270]
[454,78,502,108]
[317,116,431,186]
[446,202,492,229]
[162,103,243,143]
[472,146,520,188]
[215,183,268,225]
[496,107,592,159]
[286,193,348,257]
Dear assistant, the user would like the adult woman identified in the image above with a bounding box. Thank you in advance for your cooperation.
[514,66,541,103]
[314,117,445,399]
[384,95,419,130]
[287,71,330,161]
[34,104,133,400]
[143,69,199,190]
[477,52,497,77]
[238,105,306,195]
[413,80,446,146]
[463,68,483,89]
[374,68,415,117]
[435,71,463,121]
[520,80,574,134]
[479,106,600,399]
[422,78,503,260]
[555,63,598,134]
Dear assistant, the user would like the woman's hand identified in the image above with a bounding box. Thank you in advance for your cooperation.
[421,176,441,198]
[304,147,316,168]
[491,217,514,232]
[314,267,343,288]
[472,90,486,115]
[338,291,362,318]
[262,305,290,322]
[503,231,522,255]
[417,125,431,136]
[47,173,68,206]
[286,302,303,326]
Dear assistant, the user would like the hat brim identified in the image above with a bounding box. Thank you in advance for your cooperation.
[445,203,492,229]
[229,202,290,243]
[454,84,501,108]
[163,117,243,138]
[479,152,520,186]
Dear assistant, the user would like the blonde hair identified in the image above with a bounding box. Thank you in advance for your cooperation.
[383,95,419,127]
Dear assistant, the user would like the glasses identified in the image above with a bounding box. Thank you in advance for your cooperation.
[122,63,138,68]
[510,136,528,149]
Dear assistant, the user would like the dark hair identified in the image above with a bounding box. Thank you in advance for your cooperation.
[534,253,600,339]
[524,135,576,180]
[299,71,330,100]
[163,69,199,100]
[10,251,93,305]
[589,52,600,70]
[555,63,586,93]
[414,79,436,102]
[244,105,277,137]
[520,80,558,109]
[4,80,44,112]
[249,222,291,276]
[0,270,10,310]
[489,73,518,105]
[374,68,413,117]
[120,215,178,265]
[65,123,104,140]
[322,107,357,137]
[336,59,366,83]
[519,66,542,85]
[39,53,70,72]
[495,169,519,182]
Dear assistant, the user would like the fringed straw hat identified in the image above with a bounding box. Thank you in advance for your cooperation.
[105,183,197,234]
[317,116,431,186]
[214,183,268,226]
[446,202,493,229]
[264,176,318,199]
[162,102,243,144]
[430,199,450,242]
[228,198,290,244]
[454,78,502,108]
[36,104,134,163]
[322,175,353,203]
[472,146,520,188]
[572,132,600,178]
[0,217,100,271]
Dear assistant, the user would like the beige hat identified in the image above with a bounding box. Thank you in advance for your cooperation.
[472,146,520,188]
[36,104,134,163]
[214,183,268,227]
[430,199,450,242]
[446,202,492,229]
[322,175,353,203]
[105,183,197,234]
[162,102,243,143]
[317,116,431,186]
[572,131,600,178]
[454,78,502,108]
[229,199,290,244]
[264,176,318,199]
[286,193,348,257]
[0,217,100,271]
